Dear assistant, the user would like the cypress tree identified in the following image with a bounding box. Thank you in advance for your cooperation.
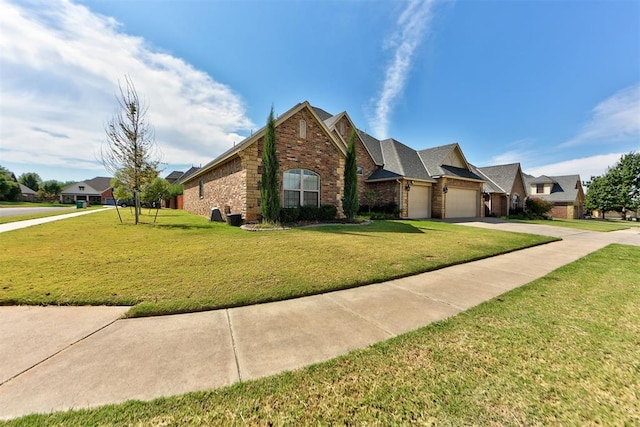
[342,129,359,220]
[261,106,280,223]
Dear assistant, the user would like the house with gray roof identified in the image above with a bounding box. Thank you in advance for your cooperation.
[524,174,585,219]
[473,163,527,216]
[181,101,485,221]
[19,183,37,202]
[60,176,114,205]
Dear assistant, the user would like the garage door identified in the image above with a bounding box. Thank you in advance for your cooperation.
[408,185,431,218]
[446,188,477,218]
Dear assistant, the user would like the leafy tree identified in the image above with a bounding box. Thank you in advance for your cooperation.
[101,76,161,224]
[142,177,168,205]
[342,129,359,220]
[260,106,280,224]
[585,152,640,218]
[0,165,20,201]
[110,174,134,202]
[18,172,42,192]
[166,183,183,199]
[39,180,63,202]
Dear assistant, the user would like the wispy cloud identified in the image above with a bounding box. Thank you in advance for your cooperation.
[369,0,435,139]
[527,153,625,181]
[0,0,253,179]
[561,84,640,147]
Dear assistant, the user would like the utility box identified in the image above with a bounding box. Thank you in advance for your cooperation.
[210,207,224,222]
[226,213,242,226]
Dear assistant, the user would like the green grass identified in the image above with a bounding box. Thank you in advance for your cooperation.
[5,244,638,426]
[512,217,632,232]
[0,209,554,317]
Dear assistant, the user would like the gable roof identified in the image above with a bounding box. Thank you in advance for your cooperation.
[185,101,346,183]
[165,170,184,183]
[84,177,112,193]
[175,166,201,185]
[525,174,583,203]
[19,183,36,195]
[417,143,483,181]
[477,163,523,195]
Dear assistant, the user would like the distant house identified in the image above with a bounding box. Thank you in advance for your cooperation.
[473,163,527,217]
[19,184,37,202]
[165,170,184,184]
[60,176,114,205]
[180,101,485,221]
[524,174,585,219]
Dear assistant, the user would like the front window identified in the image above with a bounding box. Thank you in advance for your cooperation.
[536,183,544,194]
[283,169,319,207]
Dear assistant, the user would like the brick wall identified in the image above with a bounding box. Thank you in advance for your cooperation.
[183,157,246,219]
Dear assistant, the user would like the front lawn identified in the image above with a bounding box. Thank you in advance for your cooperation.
[7,244,638,426]
[512,217,632,232]
[0,209,555,317]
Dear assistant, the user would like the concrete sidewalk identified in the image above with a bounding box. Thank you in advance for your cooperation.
[0,207,112,234]
[0,222,638,420]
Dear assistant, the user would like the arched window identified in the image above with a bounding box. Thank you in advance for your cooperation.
[511,194,520,210]
[283,169,319,207]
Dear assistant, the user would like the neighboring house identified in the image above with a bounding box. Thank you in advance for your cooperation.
[524,174,585,219]
[182,101,485,221]
[165,170,184,184]
[60,176,114,205]
[19,184,37,202]
[473,163,527,217]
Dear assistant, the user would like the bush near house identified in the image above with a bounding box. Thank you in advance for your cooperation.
[525,197,554,218]
[279,204,338,224]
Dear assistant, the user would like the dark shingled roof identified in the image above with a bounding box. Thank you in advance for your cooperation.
[477,163,522,194]
[165,170,184,183]
[175,166,201,184]
[417,143,459,177]
[358,130,384,166]
[311,106,333,122]
[84,176,112,192]
[525,174,583,203]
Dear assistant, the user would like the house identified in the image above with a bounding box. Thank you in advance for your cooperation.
[473,163,527,217]
[165,170,184,184]
[182,101,485,222]
[60,176,114,205]
[19,184,37,202]
[524,174,585,219]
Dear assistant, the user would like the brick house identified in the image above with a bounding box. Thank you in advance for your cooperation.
[524,174,585,219]
[473,163,527,217]
[182,101,485,221]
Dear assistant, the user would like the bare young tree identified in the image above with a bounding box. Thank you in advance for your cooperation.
[101,76,161,224]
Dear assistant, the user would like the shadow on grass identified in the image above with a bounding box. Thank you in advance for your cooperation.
[153,223,226,230]
[302,220,425,235]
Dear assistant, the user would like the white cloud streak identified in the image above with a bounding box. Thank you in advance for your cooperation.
[561,84,640,147]
[0,0,253,180]
[369,0,435,139]
[526,153,626,181]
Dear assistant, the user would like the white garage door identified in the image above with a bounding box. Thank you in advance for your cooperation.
[447,188,478,218]
[408,185,431,218]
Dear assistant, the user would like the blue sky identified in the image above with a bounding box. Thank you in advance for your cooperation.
[1,0,638,183]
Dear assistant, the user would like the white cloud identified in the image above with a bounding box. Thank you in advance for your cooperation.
[0,0,253,179]
[526,153,626,181]
[561,84,640,147]
[369,0,435,139]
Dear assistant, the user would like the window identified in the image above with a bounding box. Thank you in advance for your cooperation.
[283,169,319,207]
[78,186,85,191]
[511,194,520,210]
[299,119,307,139]
[339,121,345,135]
[199,179,204,198]
[536,183,544,194]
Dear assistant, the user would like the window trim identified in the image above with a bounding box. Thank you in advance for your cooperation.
[299,119,307,139]
[283,168,320,208]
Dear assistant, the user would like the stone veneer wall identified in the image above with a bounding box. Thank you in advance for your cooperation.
[431,178,483,219]
[246,107,345,221]
[365,180,400,209]
[183,157,246,219]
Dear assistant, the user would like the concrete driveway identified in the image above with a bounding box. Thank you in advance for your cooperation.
[0,220,638,420]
